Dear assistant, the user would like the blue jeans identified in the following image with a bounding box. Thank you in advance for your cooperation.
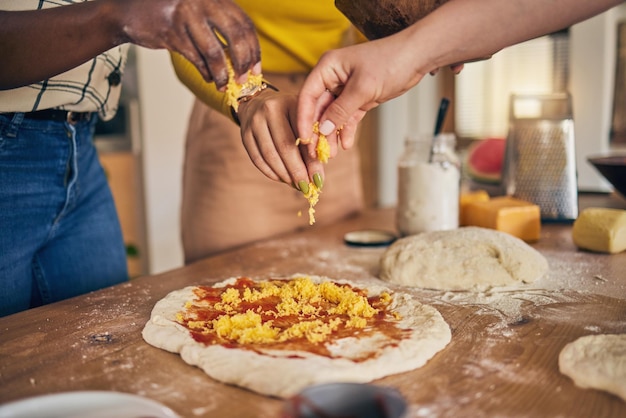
[0,113,128,317]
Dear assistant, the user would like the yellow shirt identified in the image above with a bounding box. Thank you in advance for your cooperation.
[171,0,359,120]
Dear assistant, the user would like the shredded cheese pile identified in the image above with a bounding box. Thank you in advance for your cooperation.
[176,276,391,346]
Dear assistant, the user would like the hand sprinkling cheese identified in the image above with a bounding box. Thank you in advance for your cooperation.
[296,121,330,163]
[224,55,264,113]
[222,56,325,226]
[296,121,331,225]
[223,56,328,228]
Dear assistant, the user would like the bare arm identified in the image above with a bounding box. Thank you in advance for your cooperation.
[410,0,625,73]
[0,0,260,90]
[297,0,624,149]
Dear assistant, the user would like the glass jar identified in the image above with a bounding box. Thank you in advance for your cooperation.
[396,133,461,236]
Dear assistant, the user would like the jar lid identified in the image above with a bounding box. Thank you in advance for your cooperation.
[343,230,397,247]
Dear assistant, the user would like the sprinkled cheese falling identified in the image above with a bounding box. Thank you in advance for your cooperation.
[296,122,330,225]
[177,276,390,346]
[303,182,320,226]
[224,56,264,112]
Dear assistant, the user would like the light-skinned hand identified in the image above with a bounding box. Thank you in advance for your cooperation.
[238,91,331,191]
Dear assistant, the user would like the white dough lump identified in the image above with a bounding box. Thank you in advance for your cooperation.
[559,334,626,402]
[379,227,548,291]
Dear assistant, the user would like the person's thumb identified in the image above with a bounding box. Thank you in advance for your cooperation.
[317,82,376,137]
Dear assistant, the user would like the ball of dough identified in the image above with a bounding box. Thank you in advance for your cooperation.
[379,227,548,291]
[559,334,626,402]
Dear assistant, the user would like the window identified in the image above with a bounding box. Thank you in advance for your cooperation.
[454,31,570,140]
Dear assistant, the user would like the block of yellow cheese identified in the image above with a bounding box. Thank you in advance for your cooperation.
[464,196,541,242]
[459,190,490,226]
[572,207,626,254]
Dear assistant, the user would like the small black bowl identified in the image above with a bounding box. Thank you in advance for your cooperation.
[283,383,407,418]
[588,154,626,197]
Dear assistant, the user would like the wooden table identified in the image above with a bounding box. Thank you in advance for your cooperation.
[1,193,626,417]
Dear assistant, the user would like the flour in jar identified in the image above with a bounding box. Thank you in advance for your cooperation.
[396,134,460,236]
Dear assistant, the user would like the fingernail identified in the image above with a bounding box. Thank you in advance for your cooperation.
[298,180,309,195]
[319,120,336,136]
[313,173,323,190]
[236,73,249,85]
[252,62,262,75]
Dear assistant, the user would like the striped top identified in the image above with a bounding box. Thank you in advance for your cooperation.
[0,0,127,121]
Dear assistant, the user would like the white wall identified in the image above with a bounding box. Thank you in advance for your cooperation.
[570,5,625,191]
[136,49,192,274]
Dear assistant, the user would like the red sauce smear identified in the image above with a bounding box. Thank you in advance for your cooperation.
[176,277,410,360]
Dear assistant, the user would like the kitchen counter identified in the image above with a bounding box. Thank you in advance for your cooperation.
[1,193,625,417]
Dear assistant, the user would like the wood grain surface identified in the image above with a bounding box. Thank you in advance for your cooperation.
[1,194,625,417]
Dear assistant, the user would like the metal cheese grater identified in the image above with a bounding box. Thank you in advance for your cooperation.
[502,93,578,221]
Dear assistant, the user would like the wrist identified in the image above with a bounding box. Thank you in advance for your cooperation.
[230,80,278,125]
[103,0,131,45]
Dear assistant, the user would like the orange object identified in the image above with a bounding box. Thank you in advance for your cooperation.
[459,190,490,226]
[464,196,541,242]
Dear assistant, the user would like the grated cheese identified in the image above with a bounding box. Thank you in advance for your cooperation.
[177,276,389,346]
[303,182,320,226]
[224,56,264,113]
[312,121,330,164]
[296,122,332,225]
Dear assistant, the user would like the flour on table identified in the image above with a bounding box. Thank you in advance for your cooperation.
[558,334,626,402]
[379,227,549,291]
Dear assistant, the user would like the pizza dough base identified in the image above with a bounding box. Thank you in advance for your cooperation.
[379,227,549,291]
[558,334,626,402]
[142,275,451,398]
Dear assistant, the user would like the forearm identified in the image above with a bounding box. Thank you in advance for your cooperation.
[0,0,126,90]
[405,0,624,74]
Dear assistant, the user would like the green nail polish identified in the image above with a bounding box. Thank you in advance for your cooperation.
[298,180,309,195]
[313,173,323,189]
